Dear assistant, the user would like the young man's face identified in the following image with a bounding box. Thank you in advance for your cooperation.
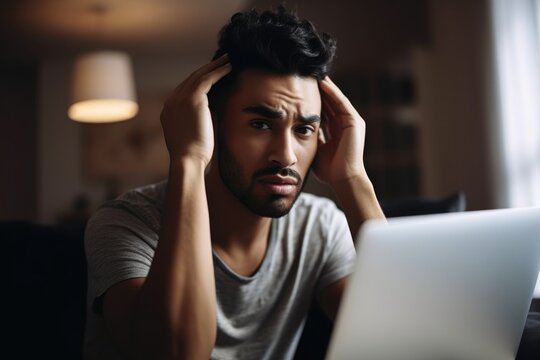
[217,68,322,218]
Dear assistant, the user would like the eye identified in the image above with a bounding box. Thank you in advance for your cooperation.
[250,120,271,131]
[295,125,316,137]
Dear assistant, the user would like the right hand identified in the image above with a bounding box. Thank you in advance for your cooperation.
[160,54,231,166]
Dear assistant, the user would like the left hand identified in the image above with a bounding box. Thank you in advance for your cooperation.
[313,76,368,185]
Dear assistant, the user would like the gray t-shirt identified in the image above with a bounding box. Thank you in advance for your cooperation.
[84,180,356,360]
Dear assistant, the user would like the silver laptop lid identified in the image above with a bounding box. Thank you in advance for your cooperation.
[326,207,540,360]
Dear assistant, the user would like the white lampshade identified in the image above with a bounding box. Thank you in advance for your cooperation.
[68,51,138,123]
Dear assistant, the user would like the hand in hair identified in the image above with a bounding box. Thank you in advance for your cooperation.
[160,54,231,166]
[313,76,368,185]
[314,77,385,236]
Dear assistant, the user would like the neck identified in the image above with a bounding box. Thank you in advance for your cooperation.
[205,164,272,253]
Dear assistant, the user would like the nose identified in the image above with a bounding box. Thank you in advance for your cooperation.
[268,131,297,168]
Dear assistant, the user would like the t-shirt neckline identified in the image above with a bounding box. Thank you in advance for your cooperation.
[212,219,279,283]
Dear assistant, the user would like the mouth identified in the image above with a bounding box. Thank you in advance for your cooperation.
[257,175,298,195]
[257,175,298,185]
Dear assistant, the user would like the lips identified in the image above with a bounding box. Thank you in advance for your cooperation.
[257,175,298,195]
[257,175,298,185]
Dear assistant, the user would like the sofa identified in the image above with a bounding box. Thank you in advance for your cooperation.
[5,221,87,359]
[3,192,539,359]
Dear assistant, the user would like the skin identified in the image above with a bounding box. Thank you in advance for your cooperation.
[215,69,319,218]
[101,54,385,360]
[207,68,322,275]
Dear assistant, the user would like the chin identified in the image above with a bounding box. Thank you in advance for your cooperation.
[245,195,297,218]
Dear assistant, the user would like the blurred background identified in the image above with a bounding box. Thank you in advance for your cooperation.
[1,0,539,225]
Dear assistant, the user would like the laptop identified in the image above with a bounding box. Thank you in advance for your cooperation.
[326,207,540,360]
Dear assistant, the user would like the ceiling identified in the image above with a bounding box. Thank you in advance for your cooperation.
[0,0,249,59]
[1,0,429,70]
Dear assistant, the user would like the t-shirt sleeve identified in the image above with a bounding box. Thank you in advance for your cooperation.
[85,204,157,306]
[315,206,357,293]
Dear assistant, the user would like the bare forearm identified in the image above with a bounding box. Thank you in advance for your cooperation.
[106,55,230,360]
[332,173,386,239]
[134,159,216,359]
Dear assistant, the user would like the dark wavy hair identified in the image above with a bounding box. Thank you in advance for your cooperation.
[209,5,337,116]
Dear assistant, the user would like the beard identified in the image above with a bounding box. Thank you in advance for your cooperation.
[217,140,308,218]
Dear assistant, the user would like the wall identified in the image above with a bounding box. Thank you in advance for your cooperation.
[34,1,430,223]
[37,54,209,224]
[0,61,38,221]
[6,0,499,223]
[412,0,494,210]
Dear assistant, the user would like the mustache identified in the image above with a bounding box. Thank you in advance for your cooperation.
[253,165,302,184]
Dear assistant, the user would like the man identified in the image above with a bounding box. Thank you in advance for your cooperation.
[84,6,385,360]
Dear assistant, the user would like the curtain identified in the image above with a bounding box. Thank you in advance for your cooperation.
[490,0,540,208]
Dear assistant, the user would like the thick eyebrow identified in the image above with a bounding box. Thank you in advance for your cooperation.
[298,114,321,124]
[242,105,285,119]
[242,104,321,124]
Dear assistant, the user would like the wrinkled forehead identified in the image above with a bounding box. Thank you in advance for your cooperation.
[228,68,322,116]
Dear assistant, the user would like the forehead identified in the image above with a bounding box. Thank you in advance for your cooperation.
[227,69,321,114]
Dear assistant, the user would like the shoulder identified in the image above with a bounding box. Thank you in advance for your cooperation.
[275,194,353,277]
[88,180,167,234]
[290,193,343,220]
[111,179,167,217]
[284,193,347,237]
[95,181,167,231]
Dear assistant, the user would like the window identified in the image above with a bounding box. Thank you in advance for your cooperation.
[490,0,540,208]
[490,0,540,296]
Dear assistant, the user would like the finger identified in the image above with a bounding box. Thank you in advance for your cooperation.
[320,96,334,141]
[175,54,230,92]
[321,94,335,119]
[190,53,230,80]
[322,94,346,141]
[318,123,327,144]
[193,62,232,95]
[319,76,358,116]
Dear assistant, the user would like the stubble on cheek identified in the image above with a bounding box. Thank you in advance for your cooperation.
[217,145,308,217]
